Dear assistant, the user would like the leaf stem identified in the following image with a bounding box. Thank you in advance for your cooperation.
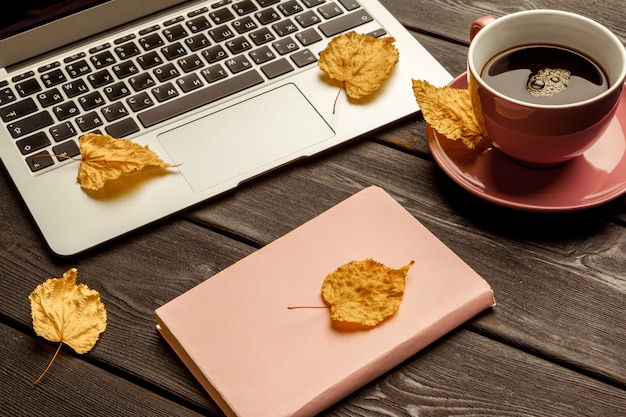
[333,87,343,114]
[32,342,62,388]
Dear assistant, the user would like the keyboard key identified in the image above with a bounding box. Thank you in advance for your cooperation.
[255,8,281,25]
[101,101,130,122]
[88,69,115,88]
[225,36,253,54]
[52,101,80,121]
[112,61,140,78]
[78,91,105,111]
[49,121,77,142]
[301,0,325,6]
[103,82,131,100]
[318,3,343,19]
[202,45,229,63]
[186,16,212,33]
[65,59,92,78]
[272,19,299,36]
[367,28,387,38]
[177,54,204,72]
[224,55,252,73]
[211,0,232,7]
[249,27,276,45]
[272,37,299,55]
[0,97,38,122]
[16,78,42,97]
[154,63,180,82]
[261,58,294,78]
[185,34,211,51]
[7,111,54,138]
[338,0,361,10]
[209,25,235,42]
[26,151,55,172]
[138,70,264,127]
[151,82,179,102]
[36,88,64,107]
[200,64,228,83]
[161,42,188,60]
[232,0,258,16]
[75,111,104,132]
[40,69,67,88]
[256,0,280,6]
[0,86,16,105]
[295,10,321,27]
[209,7,235,24]
[137,51,164,70]
[318,9,373,37]
[127,92,155,112]
[249,46,276,64]
[138,33,165,50]
[52,140,80,161]
[12,71,35,83]
[62,79,89,98]
[114,42,141,59]
[296,28,322,46]
[290,48,317,67]
[233,16,258,33]
[90,50,117,69]
[176,73,204,92]
[128,73,156,91]
[37,62,60,73]
[106,118,140,138]
[162,24,188,42]
[278,0,304,16]
[17,132,50,155]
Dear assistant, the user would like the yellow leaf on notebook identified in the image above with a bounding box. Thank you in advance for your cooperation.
[412,79,485,149]
[319,33,399,110]
[29,268,107,387]
[321,259,414,328]
[77,133,176,191]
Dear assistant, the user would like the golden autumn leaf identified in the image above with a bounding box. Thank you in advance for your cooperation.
[321,259,414,328]
[318,33,399,109]
[29,268,107,387]
[412,79,485,149]
[77,133,176,191]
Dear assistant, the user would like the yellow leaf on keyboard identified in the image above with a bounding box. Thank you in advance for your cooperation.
[318,33,399,111]
[77,133,176,191]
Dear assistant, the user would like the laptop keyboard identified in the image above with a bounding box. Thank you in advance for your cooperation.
[0,0,385,174]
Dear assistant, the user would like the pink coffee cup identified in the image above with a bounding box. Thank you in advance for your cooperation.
[468,10,626,166]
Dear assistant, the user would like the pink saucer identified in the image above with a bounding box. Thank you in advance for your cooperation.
[427,73,626,212]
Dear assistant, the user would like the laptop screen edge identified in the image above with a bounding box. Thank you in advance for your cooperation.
[0,0,189,69]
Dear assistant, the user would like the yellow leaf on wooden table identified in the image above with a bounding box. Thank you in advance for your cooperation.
[77,133,176,191]
[321,259,414,328]
[319,33,399,110]
[412,79,485,149]
[29,268,107,387]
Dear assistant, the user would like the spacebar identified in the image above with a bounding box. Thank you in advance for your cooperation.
[138,70,265,128]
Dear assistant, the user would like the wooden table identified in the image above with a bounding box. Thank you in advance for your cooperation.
[1,1,625,415]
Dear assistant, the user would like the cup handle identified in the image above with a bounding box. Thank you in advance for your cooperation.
[470,16,496,41]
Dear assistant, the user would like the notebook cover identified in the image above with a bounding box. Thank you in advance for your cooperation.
[155,186,495,417]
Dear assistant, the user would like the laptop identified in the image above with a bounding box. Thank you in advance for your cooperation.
[0,0,451,256]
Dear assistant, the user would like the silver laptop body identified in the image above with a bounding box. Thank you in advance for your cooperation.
[0,0,451,256]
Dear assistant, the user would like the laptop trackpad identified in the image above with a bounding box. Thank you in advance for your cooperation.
[158,84,334,192]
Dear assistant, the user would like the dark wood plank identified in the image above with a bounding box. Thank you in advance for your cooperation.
[380,0,626,45]
[322,330,626,416]
[0,322,204,417]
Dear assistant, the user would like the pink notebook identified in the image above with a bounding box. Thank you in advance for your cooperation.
[156,186,495,417]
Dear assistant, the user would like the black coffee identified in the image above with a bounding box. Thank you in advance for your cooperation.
[481,44,608,105]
